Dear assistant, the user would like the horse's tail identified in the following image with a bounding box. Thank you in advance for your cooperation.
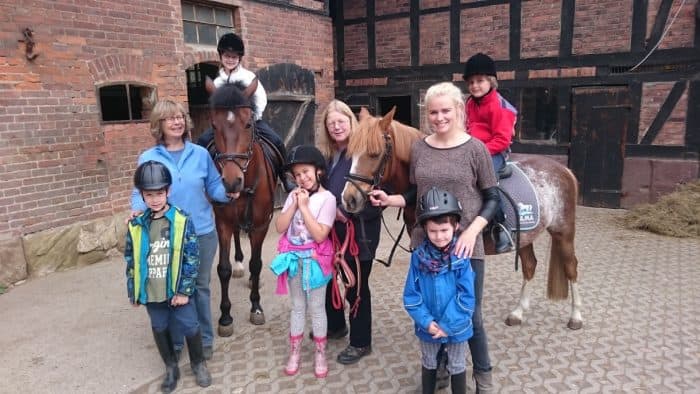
[546,166,578,300]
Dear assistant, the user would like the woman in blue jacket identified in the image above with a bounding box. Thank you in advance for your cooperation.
[404,187,475,394]
[130,99,231,360]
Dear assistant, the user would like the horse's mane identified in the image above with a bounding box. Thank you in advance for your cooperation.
[347,115,423,163]
[208,81,258,116]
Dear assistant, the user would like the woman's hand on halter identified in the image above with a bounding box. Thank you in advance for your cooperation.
[369,189,406,208]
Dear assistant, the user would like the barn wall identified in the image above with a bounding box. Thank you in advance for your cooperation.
[0,0,332,284]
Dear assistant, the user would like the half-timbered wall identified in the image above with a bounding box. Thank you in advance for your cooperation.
[332,0,700,208]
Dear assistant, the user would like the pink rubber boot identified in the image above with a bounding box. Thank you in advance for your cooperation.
[313,336,328,378]
[284,333,303,376]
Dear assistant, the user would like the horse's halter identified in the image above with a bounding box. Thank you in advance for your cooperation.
[213,106,255,174]
[345,132,393,200]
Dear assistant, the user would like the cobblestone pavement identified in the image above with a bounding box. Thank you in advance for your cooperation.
[1,207,697,393]
[130,206,699,394]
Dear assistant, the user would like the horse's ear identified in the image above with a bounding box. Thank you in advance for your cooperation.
[359,107,370,121]
[378,106,396,132]
[205,76,215,96]
[243,78,258,98]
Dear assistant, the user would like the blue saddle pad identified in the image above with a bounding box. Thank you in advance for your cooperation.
[498,162,540,232]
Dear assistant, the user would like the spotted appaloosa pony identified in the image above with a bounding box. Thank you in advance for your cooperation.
[208,80,276,334]
[342,107,583,330]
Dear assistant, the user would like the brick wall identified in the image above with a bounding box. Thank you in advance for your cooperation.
[420,12,450,65]
[343,0,366,19]
[572,0,633,55]
[459,4,510,62]
[343,23,368,70]
[639,82,688,145]
[375,17,411,68]
[0,0,332,240]
[421,0,449,8]
[647,0,697,50]
[521,0,561,58]
[376,0,409,16]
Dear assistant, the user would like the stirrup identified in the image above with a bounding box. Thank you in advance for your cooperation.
[492,222,514,253]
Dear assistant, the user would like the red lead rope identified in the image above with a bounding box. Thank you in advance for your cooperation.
[330,221,362,318]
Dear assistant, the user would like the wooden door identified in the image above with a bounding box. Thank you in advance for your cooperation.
[570,86,631,208]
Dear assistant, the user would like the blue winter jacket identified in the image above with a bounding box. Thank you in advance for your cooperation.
[130,141,229,236]
[403,239,476,343]
[125,205,199,304]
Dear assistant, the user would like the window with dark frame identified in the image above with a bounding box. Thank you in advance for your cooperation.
[98,84,156,122]
[516,87,559,143]
[182,2,235,46]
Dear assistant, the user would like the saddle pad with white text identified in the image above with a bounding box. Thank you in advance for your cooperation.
[498,163,540,232]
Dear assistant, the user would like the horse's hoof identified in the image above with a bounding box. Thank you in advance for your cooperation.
[231,262,245,278]
[505,315,522,326]
[218,323,234,337]
[250,311,266,325]
[567,319,583,330]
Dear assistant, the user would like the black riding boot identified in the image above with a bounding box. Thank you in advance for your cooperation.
[274,144,297,192]
[450,372,467,394]
[421,367,437,394]
[492,204,513,253]
[152,329,180,394]
[436,346,450,390]
[186,331,212,387]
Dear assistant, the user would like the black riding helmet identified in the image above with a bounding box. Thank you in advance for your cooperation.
[462,52,497,81]
[217,33,245,56]
[417,187,462,224]
[134,161,172,191]
[285,145,326,173]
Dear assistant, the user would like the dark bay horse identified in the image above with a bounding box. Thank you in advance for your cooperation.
[342,107,583,330]
[208,80,275,335]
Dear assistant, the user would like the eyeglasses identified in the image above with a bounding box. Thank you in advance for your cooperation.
[326,118,349,129]
[162,115,185,123]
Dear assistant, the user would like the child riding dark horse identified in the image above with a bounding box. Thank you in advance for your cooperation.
[197,32,295,192]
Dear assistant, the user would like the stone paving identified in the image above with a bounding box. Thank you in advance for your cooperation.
[131,206,700,394]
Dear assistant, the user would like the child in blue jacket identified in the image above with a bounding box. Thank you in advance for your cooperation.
[125,161,211,393]
[404,187,476,394]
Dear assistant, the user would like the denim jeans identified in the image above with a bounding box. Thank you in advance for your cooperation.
[468,259,492,373]
[146,300,199,338]
[172,230,218,348]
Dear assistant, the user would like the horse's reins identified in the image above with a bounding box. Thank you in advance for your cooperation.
[330,221,361,317]
[375,208,410,267]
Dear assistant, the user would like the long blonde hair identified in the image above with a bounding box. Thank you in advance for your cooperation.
[149,100,193,145]
[424,82,466,133]
[316,99,359,160]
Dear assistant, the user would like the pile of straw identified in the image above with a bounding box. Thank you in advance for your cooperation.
[620,180,700,238]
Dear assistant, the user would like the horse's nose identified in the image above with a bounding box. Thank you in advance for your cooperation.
[223,177,242,193]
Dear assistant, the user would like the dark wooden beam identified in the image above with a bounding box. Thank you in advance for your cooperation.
[686,81,700,154]
[410,0,419,67]
[333,0,345,87]
[625,144,697,158]
[627,81,643,145]
[559,0,575,57]
[556,86,571,144]
[509,0,521,60]
[631,0,648,52]
[647,0,673,49]
[367,0,376,69]
[640,81,686,144]
[450,0,460,64]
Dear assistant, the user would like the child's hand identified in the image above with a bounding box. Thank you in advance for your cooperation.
[428,321,447,339]
[296,188,309,207]
[171,294,189,306]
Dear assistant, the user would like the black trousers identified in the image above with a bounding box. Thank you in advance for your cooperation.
[325,258,373,348]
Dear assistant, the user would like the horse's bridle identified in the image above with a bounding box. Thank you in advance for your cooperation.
[213,108,255,174]
[344,132,393,199]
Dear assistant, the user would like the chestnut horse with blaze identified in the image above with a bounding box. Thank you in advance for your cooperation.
[342,107,583,330]
[207,79,275,335]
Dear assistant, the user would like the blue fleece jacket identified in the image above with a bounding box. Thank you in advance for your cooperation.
[130,141,229,235]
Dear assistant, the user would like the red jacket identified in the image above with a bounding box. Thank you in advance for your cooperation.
[465,89,517,155]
